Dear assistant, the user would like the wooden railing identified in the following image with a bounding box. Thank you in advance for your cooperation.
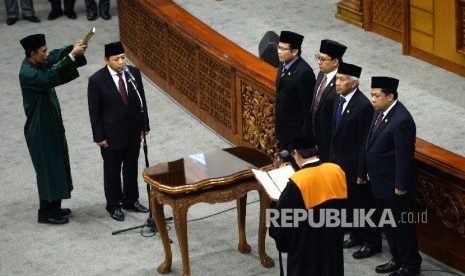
[118,0,465,272]
[117,0,278,157]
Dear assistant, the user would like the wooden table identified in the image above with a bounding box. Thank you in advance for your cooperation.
[143,147,275,276]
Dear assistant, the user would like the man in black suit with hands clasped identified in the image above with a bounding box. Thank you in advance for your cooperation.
[88,42,150,221]
[275,31,315,165]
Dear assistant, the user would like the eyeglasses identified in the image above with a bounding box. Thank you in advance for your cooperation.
[315,54,333,62]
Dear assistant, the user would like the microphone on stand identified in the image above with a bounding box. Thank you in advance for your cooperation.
[124,66,143,108]
[124,66,137,83]
[273,149,289,167]
[275,149,290,159]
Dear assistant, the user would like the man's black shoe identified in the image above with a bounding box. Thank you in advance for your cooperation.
[6,18,17,25]
[100,11,111,20]
[110,208,125,221]
[38,216,69,225]
[343,238,362,248]
[23,15,40,22]
[389,267,420,276]
[352,246,381,259]
[58,208,71,217]
[376,260,401,274]
[48,9,63,20]
[64,10,77,19]
[122,202,149,213]
[87,12,97,21]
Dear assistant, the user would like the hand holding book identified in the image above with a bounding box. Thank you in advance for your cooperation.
[252,165,295,201]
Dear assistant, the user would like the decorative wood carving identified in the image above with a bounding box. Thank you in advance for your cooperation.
[199,52,234,128]
[417,171,465,237]
[140,10,168,80]
[241,81,278,156]
[150,178,274,275]
[118,0,140,55]
[372,0,402,31]
[168,30,197,103]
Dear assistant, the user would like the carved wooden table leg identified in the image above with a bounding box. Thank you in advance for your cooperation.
[172,198,190,276]
[151,190,172,274]
[258,190,275,268]
[237,194,251,253]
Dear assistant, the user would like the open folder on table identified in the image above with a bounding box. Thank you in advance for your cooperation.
[251,165,295,201]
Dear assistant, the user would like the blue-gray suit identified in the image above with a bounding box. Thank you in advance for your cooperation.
[365,101,422,272]
[366,101,417,199]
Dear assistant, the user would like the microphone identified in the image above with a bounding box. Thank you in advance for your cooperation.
[124,66,136,83]
[123,66,143,109]
[273,149,289,167]
[274,149,289,159]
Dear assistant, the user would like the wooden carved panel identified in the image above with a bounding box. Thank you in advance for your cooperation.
[241,81,277,156]
[372,0,402,31]
[118,0,139,55]
[140,10,168,80]
[416,170,465,237]
[458,0,465,54]
[199,52,234,129]
[168,30,197,103]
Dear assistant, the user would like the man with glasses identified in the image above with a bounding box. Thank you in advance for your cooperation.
[311,39,347,162]
[87,42,150,221]
[275,31,315,166]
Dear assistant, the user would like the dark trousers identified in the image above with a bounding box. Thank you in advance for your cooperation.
[375,195,422,270]
[101,145,140,212]
[38,199,62,219]
[84,0,110,14]
[48,0,75,12]
[348,181,382,248]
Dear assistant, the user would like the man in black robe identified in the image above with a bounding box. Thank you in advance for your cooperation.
[269,136,347,276]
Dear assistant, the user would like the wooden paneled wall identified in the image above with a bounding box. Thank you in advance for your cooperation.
[345,0,465,76]
[364,0,403,42]
[118,0,465,273]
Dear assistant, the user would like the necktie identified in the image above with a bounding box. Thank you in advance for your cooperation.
[280,64,288,78]
[313,75,327,116]
[370,112,384,140]
[334,96,346,128]
[117,73,128,106]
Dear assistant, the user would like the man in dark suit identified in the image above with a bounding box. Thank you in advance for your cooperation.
[366,77,422,276]
[329,63,381,259]
[88,42,150,221]
[311,39,347,162]
[275,31,315,164]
